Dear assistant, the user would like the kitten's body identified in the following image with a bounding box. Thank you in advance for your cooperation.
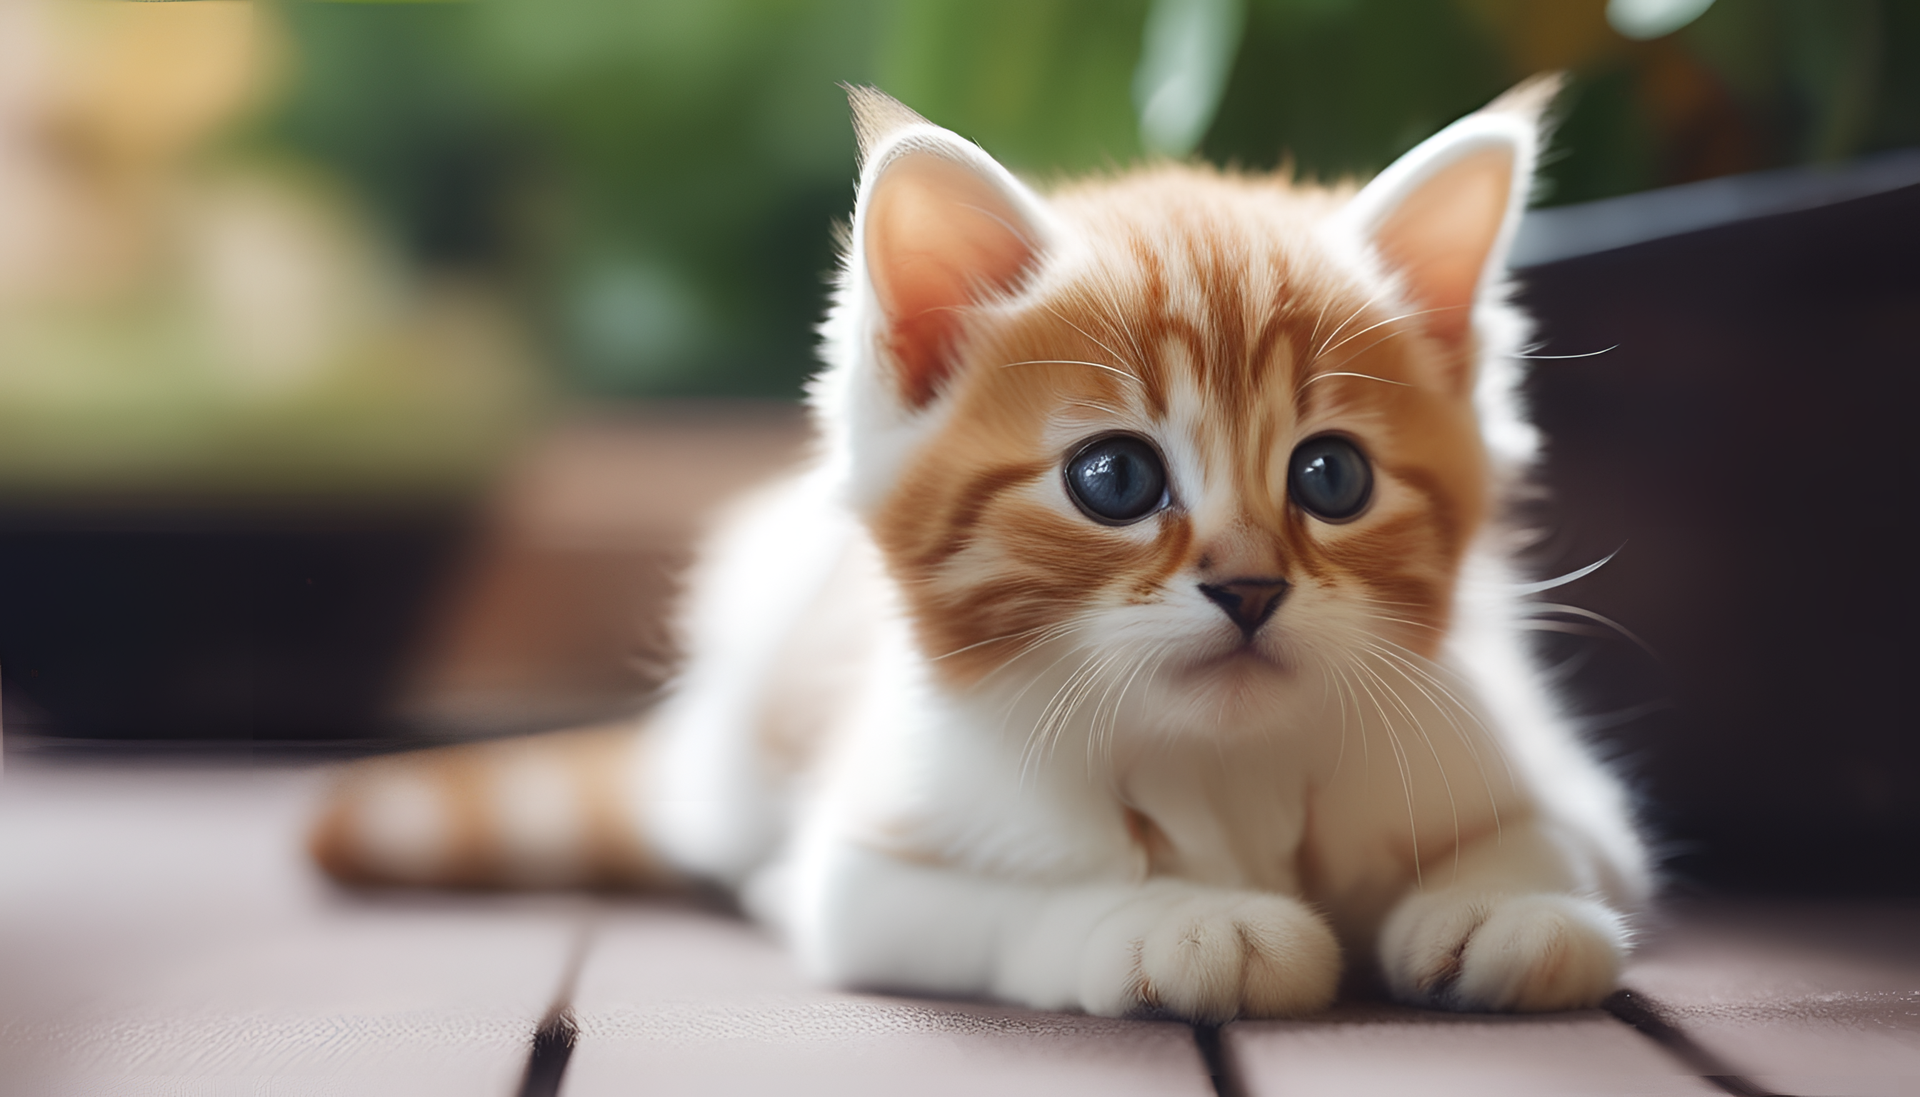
[315,85,1649,1019]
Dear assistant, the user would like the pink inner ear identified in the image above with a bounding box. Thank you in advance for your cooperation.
[864,152,1040,408]
[1371,147,1515,353]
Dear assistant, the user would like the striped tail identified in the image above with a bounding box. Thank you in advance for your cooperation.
[309,723,679,890]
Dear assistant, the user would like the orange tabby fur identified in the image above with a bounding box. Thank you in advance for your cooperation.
[312,80,1648,1019]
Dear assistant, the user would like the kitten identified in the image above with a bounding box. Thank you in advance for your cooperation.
[313,81,1650,1020]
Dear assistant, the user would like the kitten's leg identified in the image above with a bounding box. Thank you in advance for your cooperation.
[1376,819,1632,1011]
[790,842,1340,1021]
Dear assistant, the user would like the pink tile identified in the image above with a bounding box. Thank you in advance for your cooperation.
[1227,1004,1715,1097]
[0,759,579,1096]
[1626,900,1920,1097]
[562,903,1215,1096]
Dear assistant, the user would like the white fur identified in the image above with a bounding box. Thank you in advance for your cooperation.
[818,121,1070,514]
[1335,108,1545,471]
[354,770,452,881]
[641,467,860,887]
[640,97,1649,1019]
[493,751,585,884]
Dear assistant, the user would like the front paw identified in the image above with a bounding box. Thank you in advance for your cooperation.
[1079,882,1340,1022]
[1380,891,1628,1011]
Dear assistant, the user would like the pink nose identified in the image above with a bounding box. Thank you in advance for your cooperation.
[1199,578,1290,636]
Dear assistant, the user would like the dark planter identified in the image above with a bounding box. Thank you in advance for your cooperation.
[1515,156,1920,894]
[0,503,470,741]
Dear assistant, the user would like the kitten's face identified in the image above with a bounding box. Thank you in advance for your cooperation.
[868,170,1492,738]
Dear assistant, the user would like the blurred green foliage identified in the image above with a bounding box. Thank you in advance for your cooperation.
[254,0,1920,399]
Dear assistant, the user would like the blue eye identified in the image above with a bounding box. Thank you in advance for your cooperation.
[1288,435,1372,521]
[1065,435,1168,524]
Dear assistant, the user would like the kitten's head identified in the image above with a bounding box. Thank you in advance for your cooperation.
[815,84,1552,742]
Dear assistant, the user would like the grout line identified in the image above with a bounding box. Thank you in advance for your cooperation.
[1191,1024,1249,1097]
[1602,988,1792,1097]
[517,907,597,1097]
[518,1007,580,1097]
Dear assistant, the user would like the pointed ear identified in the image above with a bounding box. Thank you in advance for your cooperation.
[1344,76,1559,364]
[847,87,1052,409]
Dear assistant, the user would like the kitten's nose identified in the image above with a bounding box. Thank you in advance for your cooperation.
[1199,578,1291,637]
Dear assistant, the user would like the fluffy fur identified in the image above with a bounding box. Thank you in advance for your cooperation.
[313,82,1650,1020]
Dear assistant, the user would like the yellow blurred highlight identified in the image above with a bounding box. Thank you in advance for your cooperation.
[0,0,537,502]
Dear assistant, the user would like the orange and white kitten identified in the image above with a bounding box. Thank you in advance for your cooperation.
[314,84,1649,1020]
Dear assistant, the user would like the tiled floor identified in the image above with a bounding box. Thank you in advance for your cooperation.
[0,755,1914,1096]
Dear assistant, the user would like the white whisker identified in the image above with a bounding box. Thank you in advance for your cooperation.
[1358,641,1501,862]
[1040,302,1146,376]
[1083,282,1157,387]
[1513,344,1618,360]
[1361,626,1518,798]
[1342,652,1421,886]
[1315,305,1461,361]
[1355,654,1462,880]
[1301,371,1413,389]
[1020,648,1100,783]
[1318,326,1419,372]
[1000,359,1143,387]
[931,622,1061,662]
[1311,294,1383,360]
[1523,602,1655,656]
[1304,294,1335,358]
[1508,548,1621,596]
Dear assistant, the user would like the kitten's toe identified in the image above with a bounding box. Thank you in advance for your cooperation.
[1081,885,1339,1022]
[1381,891,1627,1011]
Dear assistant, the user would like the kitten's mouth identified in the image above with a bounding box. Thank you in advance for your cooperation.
[1179,641,1291,681]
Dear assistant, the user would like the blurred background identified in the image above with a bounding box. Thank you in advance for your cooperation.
[0,0,1913,893]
